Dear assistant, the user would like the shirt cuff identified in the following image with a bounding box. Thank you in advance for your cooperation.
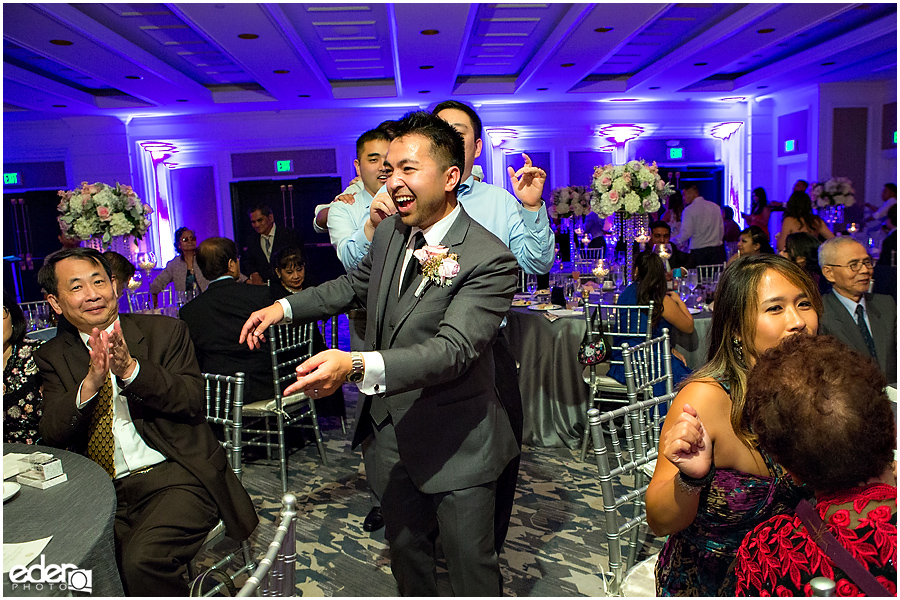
[521,202,550,227]
[312,204,329,234]
[76,380,93,410]
[356,351,386,395]
[121,360,140,387]
[277,298,293,323]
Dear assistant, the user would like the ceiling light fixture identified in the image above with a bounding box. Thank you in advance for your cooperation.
[719,96,746,102]
[125,75,143,80]
[176,99,188,102]
[757,85,769,89]
[420,29,439,36]
[52,104,67,108]
[50,39,73,46]
[594,27,614,33]
[537,87,548,91]
[561,62,575,67]
[821,61,836,66]
[485,127,519,147]
[710,122,743,140]
[757,28,775,34]
[418,90,430,94]
[238,33,259,39]
[598,124,644,143]
[273,69,289,74]
[419,65,433,70]
[649,86,660,90]
[694,62,708,66]
[608,98,638,102]
[298,94,311,98]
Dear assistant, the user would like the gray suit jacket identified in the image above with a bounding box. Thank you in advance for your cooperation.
[819,291,896,384]
[286,205,520,494]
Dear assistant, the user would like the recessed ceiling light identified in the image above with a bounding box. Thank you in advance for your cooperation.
[52,104,67,107]
[419,65,434,70]
[420,29,439,36]
[694,62,708,66]
[649,86,660,90]
[50,39,73,46]
[609,98,638,102]
[238,33,259,40]
[537,87,548,91]
[273,69,289,74]
[821,61,836,66]
[594,27,614,33]
[125,75,143,80]
[757,28,775,34]
[561,62,575,67]
[298,94,311,98]
[176,99,188,102]
[418,90,430,94]
[757,85,768,89]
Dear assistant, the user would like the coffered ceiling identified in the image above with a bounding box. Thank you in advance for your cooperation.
[3,3,896,119]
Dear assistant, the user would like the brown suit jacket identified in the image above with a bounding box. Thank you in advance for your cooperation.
[35,314,258,541]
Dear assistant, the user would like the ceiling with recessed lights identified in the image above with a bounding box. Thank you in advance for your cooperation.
[3,3,896,118]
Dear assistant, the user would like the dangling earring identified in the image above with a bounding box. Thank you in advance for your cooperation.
[732,337,744,362]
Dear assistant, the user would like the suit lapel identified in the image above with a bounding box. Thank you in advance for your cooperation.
[864,295,888,363]
[376,219,410,347]
[59,327,91,387]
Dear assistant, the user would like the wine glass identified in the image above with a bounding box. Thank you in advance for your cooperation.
[684,269,699,305]
[613,265,625,290]
[525,274,537,296]
[136,252,157,278]
[127,272,143,292]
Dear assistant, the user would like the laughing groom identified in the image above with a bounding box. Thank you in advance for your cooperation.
[240,111,518,596]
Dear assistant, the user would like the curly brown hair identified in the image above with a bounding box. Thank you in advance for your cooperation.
[746,334,895,494]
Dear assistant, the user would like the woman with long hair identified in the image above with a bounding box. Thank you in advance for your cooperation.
[776,191,834,252]
[662,192,685,241]
[3,290,43,444]
[608,252,694,395]
[648,255,822,596]
[727,225,774,264]
[742,187,771,235]
[781,232,831,296]
[149,227,209,306]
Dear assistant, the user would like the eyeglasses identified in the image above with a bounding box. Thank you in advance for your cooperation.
[824,257,874,272]
[180,236,196,242]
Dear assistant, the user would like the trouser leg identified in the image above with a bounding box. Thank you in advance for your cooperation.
[492,332,522,555]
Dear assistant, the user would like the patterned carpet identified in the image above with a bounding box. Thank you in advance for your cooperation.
[195,381,666,597]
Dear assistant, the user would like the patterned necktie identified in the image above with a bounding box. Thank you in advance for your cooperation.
[855,304,878,358]
[86,374,116,478]
[263,235,272,260]
[400,232,427,297]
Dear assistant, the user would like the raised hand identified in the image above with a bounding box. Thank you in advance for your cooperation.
[107,321,137,380]
[661,403,713,479]
[507,153,547,209]
[283,349,352,398]
[365,191,396,240]
[84,328,111,397]
[239,303,286,349]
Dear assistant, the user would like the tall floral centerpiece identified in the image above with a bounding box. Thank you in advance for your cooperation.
[811,177,855,228]
[592,160,674,284]
[551,185,593,261]
[57,182,154,255]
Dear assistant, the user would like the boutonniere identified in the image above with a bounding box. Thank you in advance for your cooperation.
[413,244,459,297]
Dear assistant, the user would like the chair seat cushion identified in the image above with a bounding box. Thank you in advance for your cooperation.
[242,393,308,416]
[620,552,659,597]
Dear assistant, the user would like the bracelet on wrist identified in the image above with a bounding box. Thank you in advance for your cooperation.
[676,463,716,494]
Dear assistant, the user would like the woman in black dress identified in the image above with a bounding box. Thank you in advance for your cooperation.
[3,290,44,444]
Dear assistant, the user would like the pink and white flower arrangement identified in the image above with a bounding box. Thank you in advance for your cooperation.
[57,181,154,245]
[550,185,592,219]
[413,244,459,296]
[811,177,855,208]
[591,159,674,218]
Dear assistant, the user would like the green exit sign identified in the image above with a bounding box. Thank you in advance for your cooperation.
[668,147,683,159]
[3,172,19,185]
[894,131,897,144]
[785,139,795,152]
[275,160,293,173]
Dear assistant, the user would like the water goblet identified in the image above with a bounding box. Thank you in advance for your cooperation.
[525,274,537,296]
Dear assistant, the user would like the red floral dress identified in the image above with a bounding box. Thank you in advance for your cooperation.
[735,483,897,596]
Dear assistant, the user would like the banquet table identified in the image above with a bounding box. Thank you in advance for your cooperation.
[506,305,712,449]
[3,443,124,597]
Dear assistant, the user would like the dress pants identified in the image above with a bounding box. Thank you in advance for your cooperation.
[370,418,500,596]
[689,244,726,266]
[492,330,523,555]
[113,460,219,596]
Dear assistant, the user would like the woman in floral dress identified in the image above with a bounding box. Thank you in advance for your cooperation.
[737,335,896,596]
[3,290,44,444]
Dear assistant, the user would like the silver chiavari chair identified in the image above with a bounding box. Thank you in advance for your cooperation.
[697,263,725,285]
[237,494,298,597]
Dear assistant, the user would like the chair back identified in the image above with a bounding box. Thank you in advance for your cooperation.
[128,290,156,313]
[580,247,605,262]
[621,330,674,456]
[697,263,725,285]
[587,391,676,596]
[237,494,298,597]
[269,323,316,404]
[19,300,53,331]
[201,372,245,481]
[583,302,654,369]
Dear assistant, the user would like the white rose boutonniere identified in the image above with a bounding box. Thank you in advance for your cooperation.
[412,244,459,297]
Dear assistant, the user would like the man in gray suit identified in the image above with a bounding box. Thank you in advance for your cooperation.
[819,236,896,384]
[240,111,519,596]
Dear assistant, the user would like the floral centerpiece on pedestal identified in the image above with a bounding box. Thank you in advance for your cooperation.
[550,185,592,219]
[811,177,855,207]
[591,160,674,284]
[57,182,154,248]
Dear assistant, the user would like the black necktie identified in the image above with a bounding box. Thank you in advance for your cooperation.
[855,304,878,358]
[400,232,427,297]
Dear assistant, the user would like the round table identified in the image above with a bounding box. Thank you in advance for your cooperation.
[3,443,124,597]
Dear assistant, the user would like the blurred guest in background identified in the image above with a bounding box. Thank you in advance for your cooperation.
[102,250,136,301]
[241,204,303,285]
[722,206,742,244]
[150,227,208,306]
[793,179,809,194]
[661,191,685,241]
[671,184,725,266]
[777,191,834,252]
[781,232,831,296]
[649,220,691,271]
[4,290,43,444]
[728,225,774,265]
[648,255,819,596]
[742,187,771,236]
[819,237,896,384]
[877,203,896,266]
[736,334,896,597]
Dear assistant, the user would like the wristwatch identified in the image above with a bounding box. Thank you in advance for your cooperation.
[347,351,365,383]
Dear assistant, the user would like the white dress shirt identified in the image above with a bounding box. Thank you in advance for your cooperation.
[832,290,872,333]
[673,196,725,251]
[76,320,166,479]
[260,223,277,262]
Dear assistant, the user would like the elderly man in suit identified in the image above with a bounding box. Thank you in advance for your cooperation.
[180,237,275,403]
[240,111,519,596]
[819,236,897,384]
[241,204,303,285]
[35,247,258,596]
